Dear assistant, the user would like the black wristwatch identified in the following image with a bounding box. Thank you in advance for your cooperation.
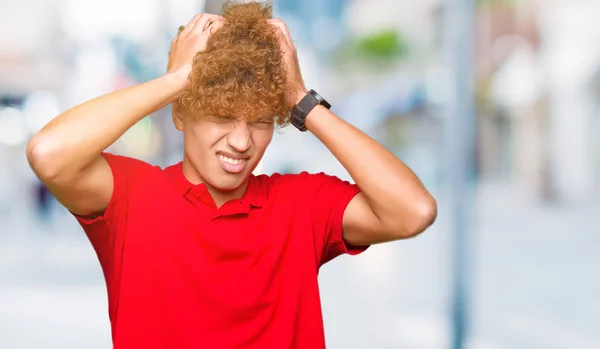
[291,89,331,132]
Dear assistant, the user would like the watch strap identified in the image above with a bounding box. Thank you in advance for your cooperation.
[291,90,330,131]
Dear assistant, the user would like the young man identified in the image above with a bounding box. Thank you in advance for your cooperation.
[27,2,436,348]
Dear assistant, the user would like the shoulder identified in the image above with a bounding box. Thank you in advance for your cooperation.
[101,152,165,184]
[102,152,157,169]
[254,171,350,195]
[103,152,163,171]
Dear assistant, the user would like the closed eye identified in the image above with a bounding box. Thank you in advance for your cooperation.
[251,119,274,128]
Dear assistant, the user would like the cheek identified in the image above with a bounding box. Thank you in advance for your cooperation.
[251,129,274,154]
[184,123,227,151]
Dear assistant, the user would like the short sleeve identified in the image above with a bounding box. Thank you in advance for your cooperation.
[304,172,368,266]
[72,153,139,276]
[74,153,131,229]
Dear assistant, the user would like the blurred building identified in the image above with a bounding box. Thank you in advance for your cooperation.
[473,0,600,203]
[2,1,600,348]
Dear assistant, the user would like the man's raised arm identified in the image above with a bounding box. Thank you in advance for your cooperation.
[269,19,437,246]
[26,13,223,216]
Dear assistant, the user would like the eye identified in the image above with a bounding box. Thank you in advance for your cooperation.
[251,119,273,129]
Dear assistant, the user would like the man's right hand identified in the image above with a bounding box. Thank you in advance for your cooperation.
[26,14,224,218]
[167,13,225,79]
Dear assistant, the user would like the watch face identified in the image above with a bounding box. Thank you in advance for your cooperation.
[309,90,331,109]
[309,90,322,101]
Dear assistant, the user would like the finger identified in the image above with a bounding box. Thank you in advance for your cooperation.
[272,25,291,52]
[187,13,210,35]
[202,17,217,32]
[269,22,293,50]
[207,20,224,35]
[268,19,293,47]
[192,14,223,36]
[180,14,203,37]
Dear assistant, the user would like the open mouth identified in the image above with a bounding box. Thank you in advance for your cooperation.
[217,153,249,174]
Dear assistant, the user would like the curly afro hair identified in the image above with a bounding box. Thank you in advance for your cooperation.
[178,1,291,126]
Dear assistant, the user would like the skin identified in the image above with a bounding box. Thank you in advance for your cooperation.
[174,111,275,206]
[26,13,437,246]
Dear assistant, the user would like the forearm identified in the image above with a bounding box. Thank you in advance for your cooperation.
[27,71,187,180]
[305,105,436,233]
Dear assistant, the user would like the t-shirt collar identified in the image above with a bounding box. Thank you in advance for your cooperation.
[164,162,265,210]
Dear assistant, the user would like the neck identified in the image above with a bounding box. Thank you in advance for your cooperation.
[181,158,249,208]
[205,183,248,208]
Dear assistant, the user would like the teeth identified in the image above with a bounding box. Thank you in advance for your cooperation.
[219,154,246,165]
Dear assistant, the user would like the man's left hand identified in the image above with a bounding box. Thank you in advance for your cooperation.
[268,19,308,108]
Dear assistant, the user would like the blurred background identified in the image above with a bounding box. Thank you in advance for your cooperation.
[1,0,599,348]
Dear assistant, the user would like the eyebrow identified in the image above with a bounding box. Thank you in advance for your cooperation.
[213,115,236,120]
[213,114,274,123]
[255,117,273,122]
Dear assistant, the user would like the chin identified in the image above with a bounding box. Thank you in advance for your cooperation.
[207,172,250,192]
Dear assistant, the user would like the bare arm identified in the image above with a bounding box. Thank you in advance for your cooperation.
[270,19,437,246]
[27,13,223,216]
[27,73,188,215]
[306,106,437,245]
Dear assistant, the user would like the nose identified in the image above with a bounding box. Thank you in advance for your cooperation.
[226,121,252,153]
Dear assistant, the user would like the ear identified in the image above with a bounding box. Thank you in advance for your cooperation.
[172,103,184,131]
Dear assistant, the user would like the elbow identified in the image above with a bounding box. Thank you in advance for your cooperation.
[26,135,62,182]
[391,195,438,239]
[414,196,438,235]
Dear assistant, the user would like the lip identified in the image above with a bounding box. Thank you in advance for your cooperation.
[216,152,249,174]
[216,151,250,160]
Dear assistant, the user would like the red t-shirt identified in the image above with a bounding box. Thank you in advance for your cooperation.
[75,153,366,349]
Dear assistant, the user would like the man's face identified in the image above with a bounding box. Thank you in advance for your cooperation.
[176,111,274,191]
